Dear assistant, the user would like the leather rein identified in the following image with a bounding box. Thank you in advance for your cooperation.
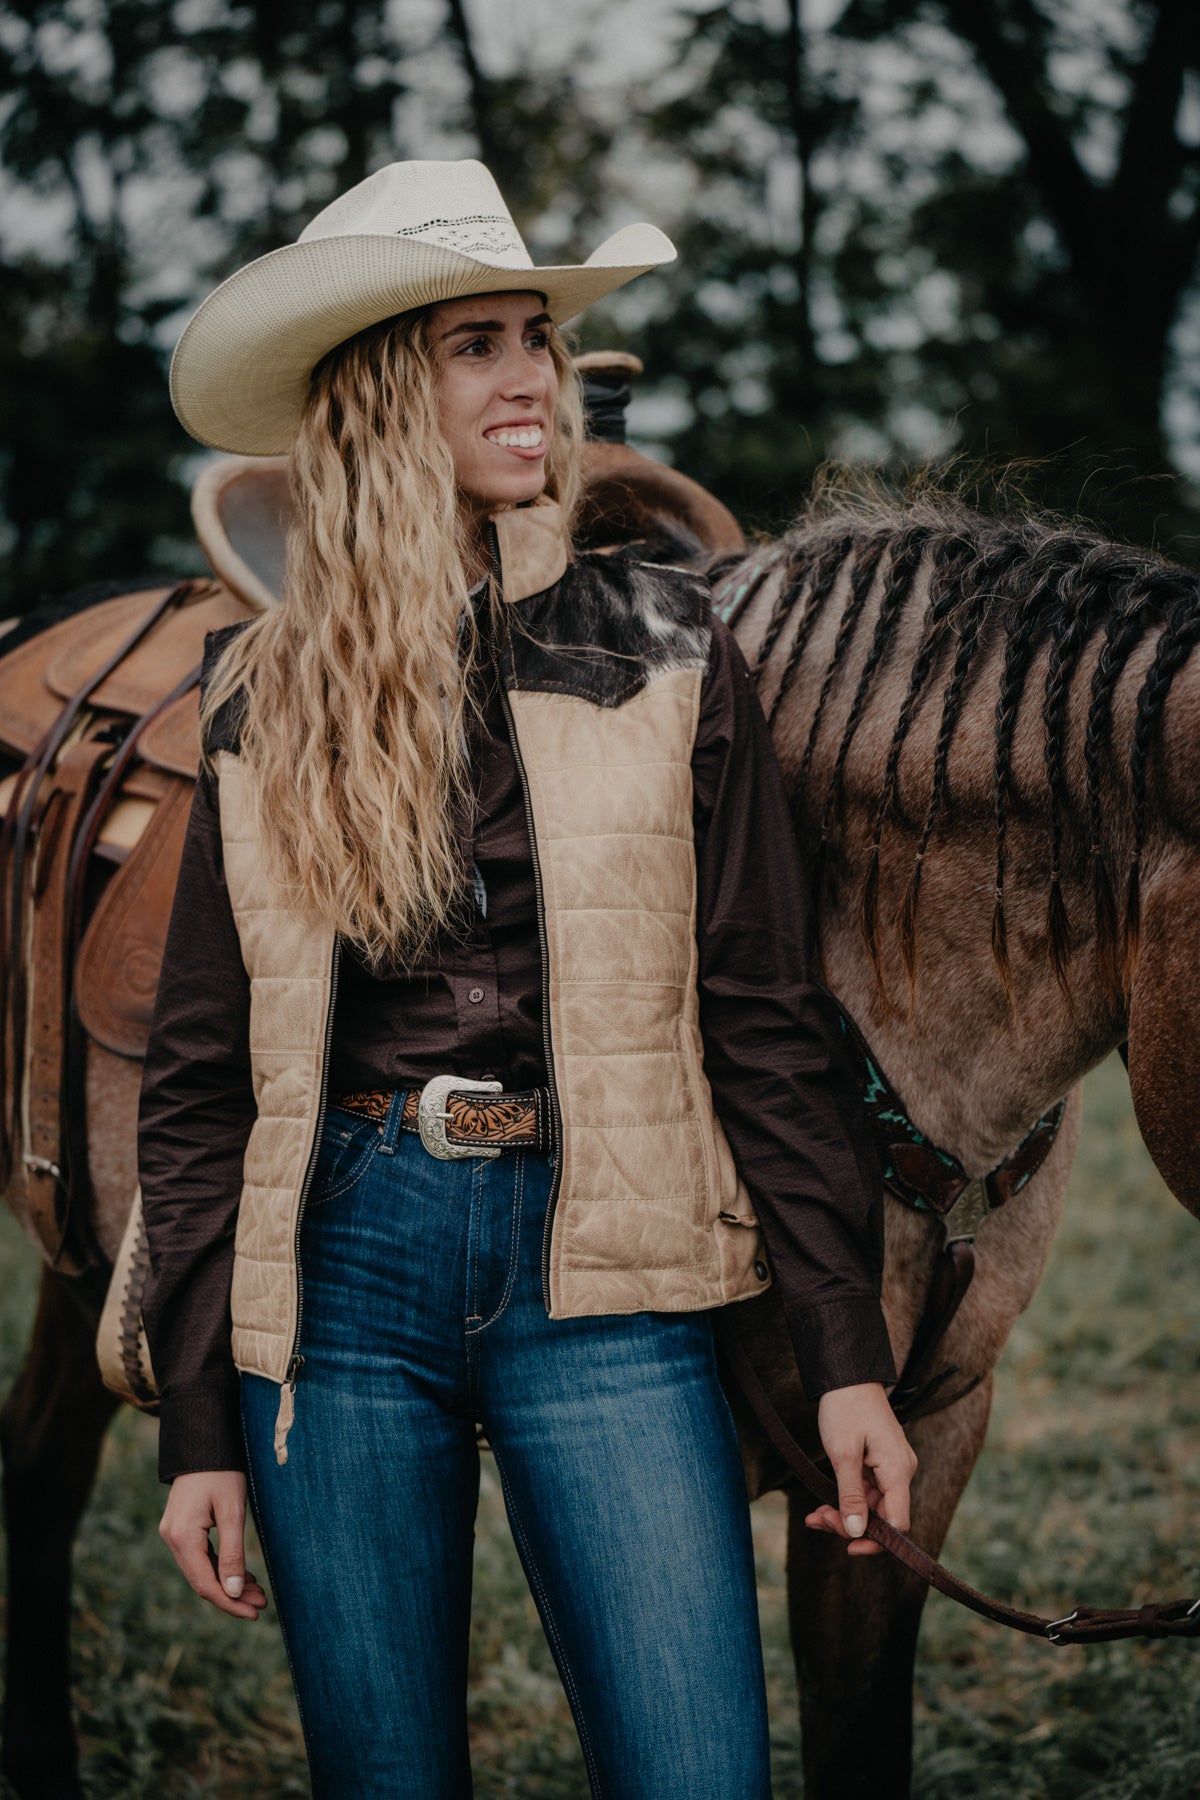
[719,1330,1200,1645]
[720,998,1200,1646]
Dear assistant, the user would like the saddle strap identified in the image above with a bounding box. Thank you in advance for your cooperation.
[65,662,203,962]
[25,737,111,1272]
[717,1327,1200,1646]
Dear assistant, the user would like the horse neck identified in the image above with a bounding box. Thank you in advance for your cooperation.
[733,550,1165,1174]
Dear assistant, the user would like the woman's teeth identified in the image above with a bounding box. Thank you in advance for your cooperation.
[486,428,543,448]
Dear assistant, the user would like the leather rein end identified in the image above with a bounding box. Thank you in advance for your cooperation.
[718,1328,1200,1646]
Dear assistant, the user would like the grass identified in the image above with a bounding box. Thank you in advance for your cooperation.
[1,1053,1198,1796]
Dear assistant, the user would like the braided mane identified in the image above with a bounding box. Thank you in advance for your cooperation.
[713,476,1200,1010]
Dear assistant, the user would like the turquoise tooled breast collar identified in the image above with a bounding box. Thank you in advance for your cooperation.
[828,992,1067,1245]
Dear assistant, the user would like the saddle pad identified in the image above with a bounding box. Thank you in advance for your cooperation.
[75,775,193,1059]
[138,687,202,779]
[47,585,253,717]
[0,588,172,756]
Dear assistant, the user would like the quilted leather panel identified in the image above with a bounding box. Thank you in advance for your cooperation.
[507,669,765,1317]
[217,754,335,1382]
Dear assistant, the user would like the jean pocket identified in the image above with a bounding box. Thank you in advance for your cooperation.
[308,1113,382,1207]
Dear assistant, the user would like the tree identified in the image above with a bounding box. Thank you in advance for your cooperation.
[4,0,1197,605]
[0,0,619,611]
[0,0,412,611]
[623,0,1200,547]
[839,0,1200,541]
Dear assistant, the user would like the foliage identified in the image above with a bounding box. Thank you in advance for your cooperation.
[1,0,1199,611]
[621,0,1200,546]
[0,0,411,608]
[0,0,611,612]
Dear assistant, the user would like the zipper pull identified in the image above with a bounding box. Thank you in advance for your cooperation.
[274,1356,302,1465]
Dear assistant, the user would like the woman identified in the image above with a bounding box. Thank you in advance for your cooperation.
[142,159,915,1797]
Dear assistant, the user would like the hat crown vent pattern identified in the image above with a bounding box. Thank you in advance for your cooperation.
[394,214,532,267]
[298,160,532,268]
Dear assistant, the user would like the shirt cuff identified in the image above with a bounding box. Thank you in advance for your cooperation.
[157,1381,246,1483]
[786,1295,897,1401]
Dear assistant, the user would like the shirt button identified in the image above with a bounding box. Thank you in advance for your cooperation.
[754,1260,769,1282]
[468,987,485,1004]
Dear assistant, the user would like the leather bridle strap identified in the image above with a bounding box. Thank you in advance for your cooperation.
[717,1327,1200,1645]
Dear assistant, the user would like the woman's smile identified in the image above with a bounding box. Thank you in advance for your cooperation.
[428,290,559,519]
[483,418,546,458]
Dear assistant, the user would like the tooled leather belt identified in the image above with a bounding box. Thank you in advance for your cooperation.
[335,1079,553,1158]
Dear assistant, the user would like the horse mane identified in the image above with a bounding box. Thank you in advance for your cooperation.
[712,467,1200,1013]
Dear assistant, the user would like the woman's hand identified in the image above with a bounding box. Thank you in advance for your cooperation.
[804,1383,918,1556]
[159,1471,269,1619]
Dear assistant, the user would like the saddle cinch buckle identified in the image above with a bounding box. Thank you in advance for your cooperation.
[417,1074,504,1161]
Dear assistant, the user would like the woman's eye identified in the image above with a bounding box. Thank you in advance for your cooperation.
[460,336,492,356]
[525,331,550,351]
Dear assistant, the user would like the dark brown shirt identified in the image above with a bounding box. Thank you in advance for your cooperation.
[139,609,895,1480]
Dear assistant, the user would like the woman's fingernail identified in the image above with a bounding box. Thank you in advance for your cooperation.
[223,1574,244,1598]
[846,1514,865,1537]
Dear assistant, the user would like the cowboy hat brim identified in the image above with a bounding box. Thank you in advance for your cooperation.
[169,222,676,455]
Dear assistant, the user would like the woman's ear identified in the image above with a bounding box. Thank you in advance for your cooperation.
[1126,857,1200,1216]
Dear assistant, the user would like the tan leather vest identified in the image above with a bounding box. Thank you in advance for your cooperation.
[214,506,769,1451]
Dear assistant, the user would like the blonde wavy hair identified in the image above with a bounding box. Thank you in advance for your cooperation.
[200,305,585,969]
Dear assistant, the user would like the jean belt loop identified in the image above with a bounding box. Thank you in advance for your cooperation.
[379,1089,406,1156]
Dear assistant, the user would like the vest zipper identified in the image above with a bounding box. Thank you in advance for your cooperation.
[489,523,563,1312]
[498,681,563,1311]
[274,935,341,1464]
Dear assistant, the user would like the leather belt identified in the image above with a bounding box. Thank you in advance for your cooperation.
[334,1075,553,1160]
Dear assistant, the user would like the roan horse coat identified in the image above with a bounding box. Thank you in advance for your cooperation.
[2,445,1199,1797]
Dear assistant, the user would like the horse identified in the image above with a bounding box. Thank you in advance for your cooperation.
[1,444,1196,1796]
[716,475,1200,1796]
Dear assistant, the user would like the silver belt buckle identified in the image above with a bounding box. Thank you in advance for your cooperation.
[417,1074,504,1160]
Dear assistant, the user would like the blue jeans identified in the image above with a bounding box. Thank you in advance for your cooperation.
[241,1093,771,1799]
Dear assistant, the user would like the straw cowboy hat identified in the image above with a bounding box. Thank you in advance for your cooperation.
[169,159,676,456]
